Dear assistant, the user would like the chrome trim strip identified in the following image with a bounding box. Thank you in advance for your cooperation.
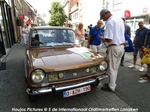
[55,79,95,91]
[26,75,108,95]
[97,75,108,80]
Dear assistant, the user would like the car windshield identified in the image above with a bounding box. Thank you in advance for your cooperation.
[30,29,76,47]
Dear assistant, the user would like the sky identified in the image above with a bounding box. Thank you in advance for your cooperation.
[26,0,63,23]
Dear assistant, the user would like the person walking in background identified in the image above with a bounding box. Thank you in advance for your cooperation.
[124,19,131,38]
[75,23,85,46]
[88,20,104,54]
[128,21,149,72]
[140,30,150,80]
[88,24,93,32]
[120,18,131,66]
[22,24,29,46]
[100,9,125,92]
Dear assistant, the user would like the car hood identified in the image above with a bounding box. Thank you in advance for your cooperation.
[28,47,103,71]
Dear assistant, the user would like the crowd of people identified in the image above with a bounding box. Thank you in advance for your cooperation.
[74,9,150,93]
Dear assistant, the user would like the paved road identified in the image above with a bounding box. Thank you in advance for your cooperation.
[100,46,150,112]
[0,42,149,112]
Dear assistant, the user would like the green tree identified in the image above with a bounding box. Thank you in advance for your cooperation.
[49,1,67,26]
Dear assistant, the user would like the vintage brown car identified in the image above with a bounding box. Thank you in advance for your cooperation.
[24,26,108,102]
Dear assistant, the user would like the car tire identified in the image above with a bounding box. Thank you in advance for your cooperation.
[92,79,100,87]
[29,95,38,103]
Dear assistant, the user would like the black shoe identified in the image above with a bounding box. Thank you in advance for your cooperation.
[104,83,109,87]
[101,85,115,93]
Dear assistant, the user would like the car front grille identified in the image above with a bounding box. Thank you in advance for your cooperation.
[47,66,100,82]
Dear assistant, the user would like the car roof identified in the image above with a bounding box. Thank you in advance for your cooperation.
[32,26,73,30]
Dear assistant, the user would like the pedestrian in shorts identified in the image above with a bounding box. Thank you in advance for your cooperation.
[128,21,149,72]
[88,20,104,54]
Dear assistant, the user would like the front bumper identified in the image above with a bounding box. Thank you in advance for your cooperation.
[26,75,108,95]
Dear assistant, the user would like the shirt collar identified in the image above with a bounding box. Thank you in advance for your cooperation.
[95,26,101,30]
[107,15,113,22]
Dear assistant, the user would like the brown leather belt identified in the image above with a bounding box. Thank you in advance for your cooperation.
[108,43,124,47]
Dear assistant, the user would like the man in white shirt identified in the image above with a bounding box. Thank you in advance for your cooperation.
[22,24,29,45]
[100,9,125,92]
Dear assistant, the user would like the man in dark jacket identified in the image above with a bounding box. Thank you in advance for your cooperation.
[120,18,131,66]
[125,23,131,37]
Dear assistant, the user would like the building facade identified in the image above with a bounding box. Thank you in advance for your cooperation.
[63,0,70,27]
[14,0,37,39]
[69,0,79,29]
[0,0,37,62]
[63,0,150,36]
[63,0,105,30]
[110,0,150,38]
[0,0,15,59]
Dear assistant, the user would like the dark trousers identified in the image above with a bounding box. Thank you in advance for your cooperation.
[121,52,125,64]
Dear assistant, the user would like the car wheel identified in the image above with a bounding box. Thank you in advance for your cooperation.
[92,79,100,87]
[29,95,38,102]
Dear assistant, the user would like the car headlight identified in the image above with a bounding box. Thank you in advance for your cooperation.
[31,69,45,83]
[99,60,108,71]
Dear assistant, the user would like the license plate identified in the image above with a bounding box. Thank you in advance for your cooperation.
[63,85,91,98]
[49,74,58,81]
